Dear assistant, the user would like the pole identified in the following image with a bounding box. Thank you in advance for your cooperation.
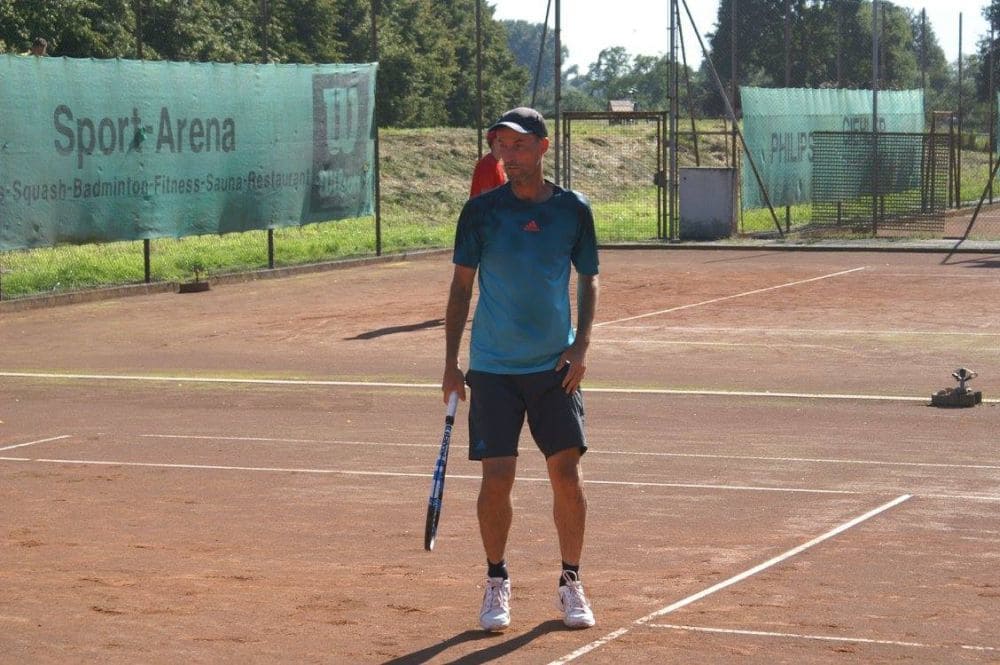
[669,0,678,240]
[784,0,791,232]
[261,0,274,269]
[554,0,562,185]
[135,0,144,58]
[676,2,700,166]
[371,0,382,256]
[784,0,791,86]
[836,0,843,87]
[730,0,737,171]
[920,9,927,91]
[990,21,995,202]
[475,0,483,157]
[531,0,552,108]
[957,12,963,207]
[871,0,880,236]
[136,0,150,281]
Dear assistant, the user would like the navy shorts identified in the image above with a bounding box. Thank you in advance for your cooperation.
[465,367,587,460]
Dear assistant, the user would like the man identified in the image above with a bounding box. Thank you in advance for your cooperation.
[26,37,48,56]
[441,107,599,632]
[468,128,507,198]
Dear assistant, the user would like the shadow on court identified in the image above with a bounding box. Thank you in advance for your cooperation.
[345,318,445,340]
[940,255,1000,268]
[381,619,567,664]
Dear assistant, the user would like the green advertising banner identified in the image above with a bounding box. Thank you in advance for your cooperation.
[0,56,377,250]
[740,87,924,209]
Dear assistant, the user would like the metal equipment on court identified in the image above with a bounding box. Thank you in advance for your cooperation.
[930,368,982,408]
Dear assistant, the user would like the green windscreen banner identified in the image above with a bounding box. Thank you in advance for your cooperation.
[740,87,924,209]
[996,92,1000,152]
[0,56,377,250]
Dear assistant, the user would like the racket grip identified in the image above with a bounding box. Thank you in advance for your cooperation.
[446,391,459,419]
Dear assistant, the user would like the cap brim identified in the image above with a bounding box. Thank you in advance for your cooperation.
[489,121,532,134]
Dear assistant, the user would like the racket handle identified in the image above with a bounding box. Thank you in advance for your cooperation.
[445,391,459,419]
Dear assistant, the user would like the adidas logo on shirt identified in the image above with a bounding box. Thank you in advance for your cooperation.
[522,220,541,232]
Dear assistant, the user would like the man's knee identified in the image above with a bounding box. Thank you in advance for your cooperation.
[481,456,517,493]
[547,448,583,489]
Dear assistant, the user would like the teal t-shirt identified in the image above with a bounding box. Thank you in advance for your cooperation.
[453,183,599,374]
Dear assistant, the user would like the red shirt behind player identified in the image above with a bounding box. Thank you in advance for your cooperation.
[469,129,508,198]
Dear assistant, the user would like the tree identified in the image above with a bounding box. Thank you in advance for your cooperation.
[439,1,526,127]
[582,46,633,102]
[974,1,1000,110]
[137,0,261,62]
[0,0,136,57]
[501,19,560,102]
[267,0,349,63]
[910,7,951,116]
[373,0,525,127]
[702,0,932,115]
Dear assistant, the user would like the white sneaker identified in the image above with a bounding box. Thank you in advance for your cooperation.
[556,571,595,628]
[479,577,511,632]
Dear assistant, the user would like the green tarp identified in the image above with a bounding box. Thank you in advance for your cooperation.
[740,87,924,209]
[0,56,377,250]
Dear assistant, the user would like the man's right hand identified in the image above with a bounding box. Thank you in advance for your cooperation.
[442,365,467,404]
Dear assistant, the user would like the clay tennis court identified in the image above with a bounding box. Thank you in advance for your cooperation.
[1,247,997,664]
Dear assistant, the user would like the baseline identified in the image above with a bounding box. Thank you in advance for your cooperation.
[143,433,1000,470]
[5,372,992,403]
[0,456,865,496]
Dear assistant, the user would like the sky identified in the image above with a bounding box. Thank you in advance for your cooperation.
[489,0,992,74]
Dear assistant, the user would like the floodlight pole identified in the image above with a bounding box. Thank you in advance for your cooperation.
[668,0,679,240]
[554,0,562,186]
[871,0,880,236]
[990,21,995,202]
[476,0,483,157]
[784,0,791,232]
[261,0,274,269]
[135,0,151,282]
[371,0,382,256]
[957,13,964,207]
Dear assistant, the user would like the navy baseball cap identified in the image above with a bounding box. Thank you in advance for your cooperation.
[489,107,548,138]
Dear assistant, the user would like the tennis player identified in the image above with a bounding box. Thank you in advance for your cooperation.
[441,107,600,631]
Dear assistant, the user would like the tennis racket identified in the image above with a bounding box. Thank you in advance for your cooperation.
[424,391,459,551]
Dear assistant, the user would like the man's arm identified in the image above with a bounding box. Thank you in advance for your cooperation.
[558,273,599,393]
[442,264,477,403]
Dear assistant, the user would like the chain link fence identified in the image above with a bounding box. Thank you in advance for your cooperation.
[560,112,667,242]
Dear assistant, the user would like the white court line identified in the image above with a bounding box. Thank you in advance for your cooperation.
[141,434,1000,470]
[594,449,1000,471]
[595,387,958,403]
[917,492,1000,502]
[142,433,434,448]
[2,457,995,502]
[605,325,1000,338]
[0,435,71,452]
[597,339,856,353]
[647,624,998,654]
[595,267,868,327]
[0,371,436,389]
[0,457,863,496]
[6,371,987,404]
[547,494,912,665]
